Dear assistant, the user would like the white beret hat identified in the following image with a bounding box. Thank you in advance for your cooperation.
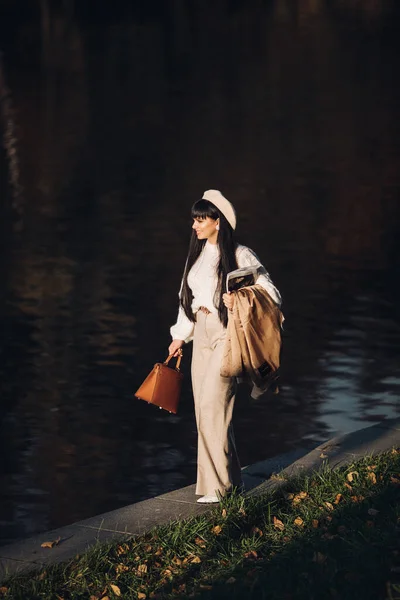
[202,189,237,230]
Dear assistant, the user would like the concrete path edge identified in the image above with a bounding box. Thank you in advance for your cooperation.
[1,417,399,581]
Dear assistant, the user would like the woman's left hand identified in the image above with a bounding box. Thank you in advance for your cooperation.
[223,292,235,311]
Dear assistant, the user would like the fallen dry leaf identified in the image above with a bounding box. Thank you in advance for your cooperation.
[368,508,379,516]
[212,525,222,535]
[351,495,365,503]
[110,584,121,597]
[390,476,400,485]
[320,453,328,459]
[41,536,61,549]
[367,472,377,485]
[116,564,129,574]
[294,517,304,527]
[195,537,206,548]
[285,493,294,500]
[313,552,327,564]
[138,593,147,600]
[239,507,247,516]
[312,519,319,529]
[347,471,359,483]
[226,577,236,584]
[144,545,152,552]
[172,556,182,566]
[292,491,308,505]
[244,550,258,559]
[101,597,110,600]
[334,493,343,505]
[190,556,201,564]
[273,516,285,531]
[163,568,173,577]
[270,473,285,481]
[221,508,227,519]
[137,564,148,575]
[116,544,129,556]
[367,465,377,471]
[251,527,263,537]
[344,482,353,491]
[325,502,334,511]
[89,596,98,600]
[282,536,291,543]
[391,448,399,455]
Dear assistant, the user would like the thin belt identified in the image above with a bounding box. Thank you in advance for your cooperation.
[198,306,211,315]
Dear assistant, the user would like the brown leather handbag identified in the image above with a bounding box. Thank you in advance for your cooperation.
[134,350,183,414]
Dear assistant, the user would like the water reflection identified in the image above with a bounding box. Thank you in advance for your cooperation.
[0,0,399,544]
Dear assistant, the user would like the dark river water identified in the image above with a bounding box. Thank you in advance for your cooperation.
[1,0,400,545]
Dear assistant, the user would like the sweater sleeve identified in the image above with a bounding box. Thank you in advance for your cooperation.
[237,246,282,306]
[170,303,195,343]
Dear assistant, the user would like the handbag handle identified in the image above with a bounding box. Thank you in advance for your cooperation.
[164,348,183,371]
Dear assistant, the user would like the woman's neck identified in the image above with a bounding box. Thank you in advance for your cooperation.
[206,231,219,245]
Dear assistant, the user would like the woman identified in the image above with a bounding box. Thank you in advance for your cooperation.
[169,189,281,503]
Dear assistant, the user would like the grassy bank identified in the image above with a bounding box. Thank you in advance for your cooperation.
[2,450,400,600]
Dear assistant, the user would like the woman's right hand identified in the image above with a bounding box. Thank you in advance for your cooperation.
[168,339,184,357]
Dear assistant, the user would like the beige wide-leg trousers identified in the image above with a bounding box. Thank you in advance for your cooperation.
[191,310,242,496]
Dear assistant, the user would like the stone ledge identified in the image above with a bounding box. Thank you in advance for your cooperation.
[249,420,400,497]
[2,418,399,581]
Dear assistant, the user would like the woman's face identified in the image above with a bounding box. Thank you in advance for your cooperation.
[192,217,219,243]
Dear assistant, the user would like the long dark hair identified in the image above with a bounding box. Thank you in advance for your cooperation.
[180,199,238,327]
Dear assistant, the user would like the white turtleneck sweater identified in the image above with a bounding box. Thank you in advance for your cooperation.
[170,242,282,343]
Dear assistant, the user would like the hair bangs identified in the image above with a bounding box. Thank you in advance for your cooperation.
[191,199,220,221]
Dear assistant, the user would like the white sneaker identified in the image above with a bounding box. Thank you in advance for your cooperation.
[197,494,220,504]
